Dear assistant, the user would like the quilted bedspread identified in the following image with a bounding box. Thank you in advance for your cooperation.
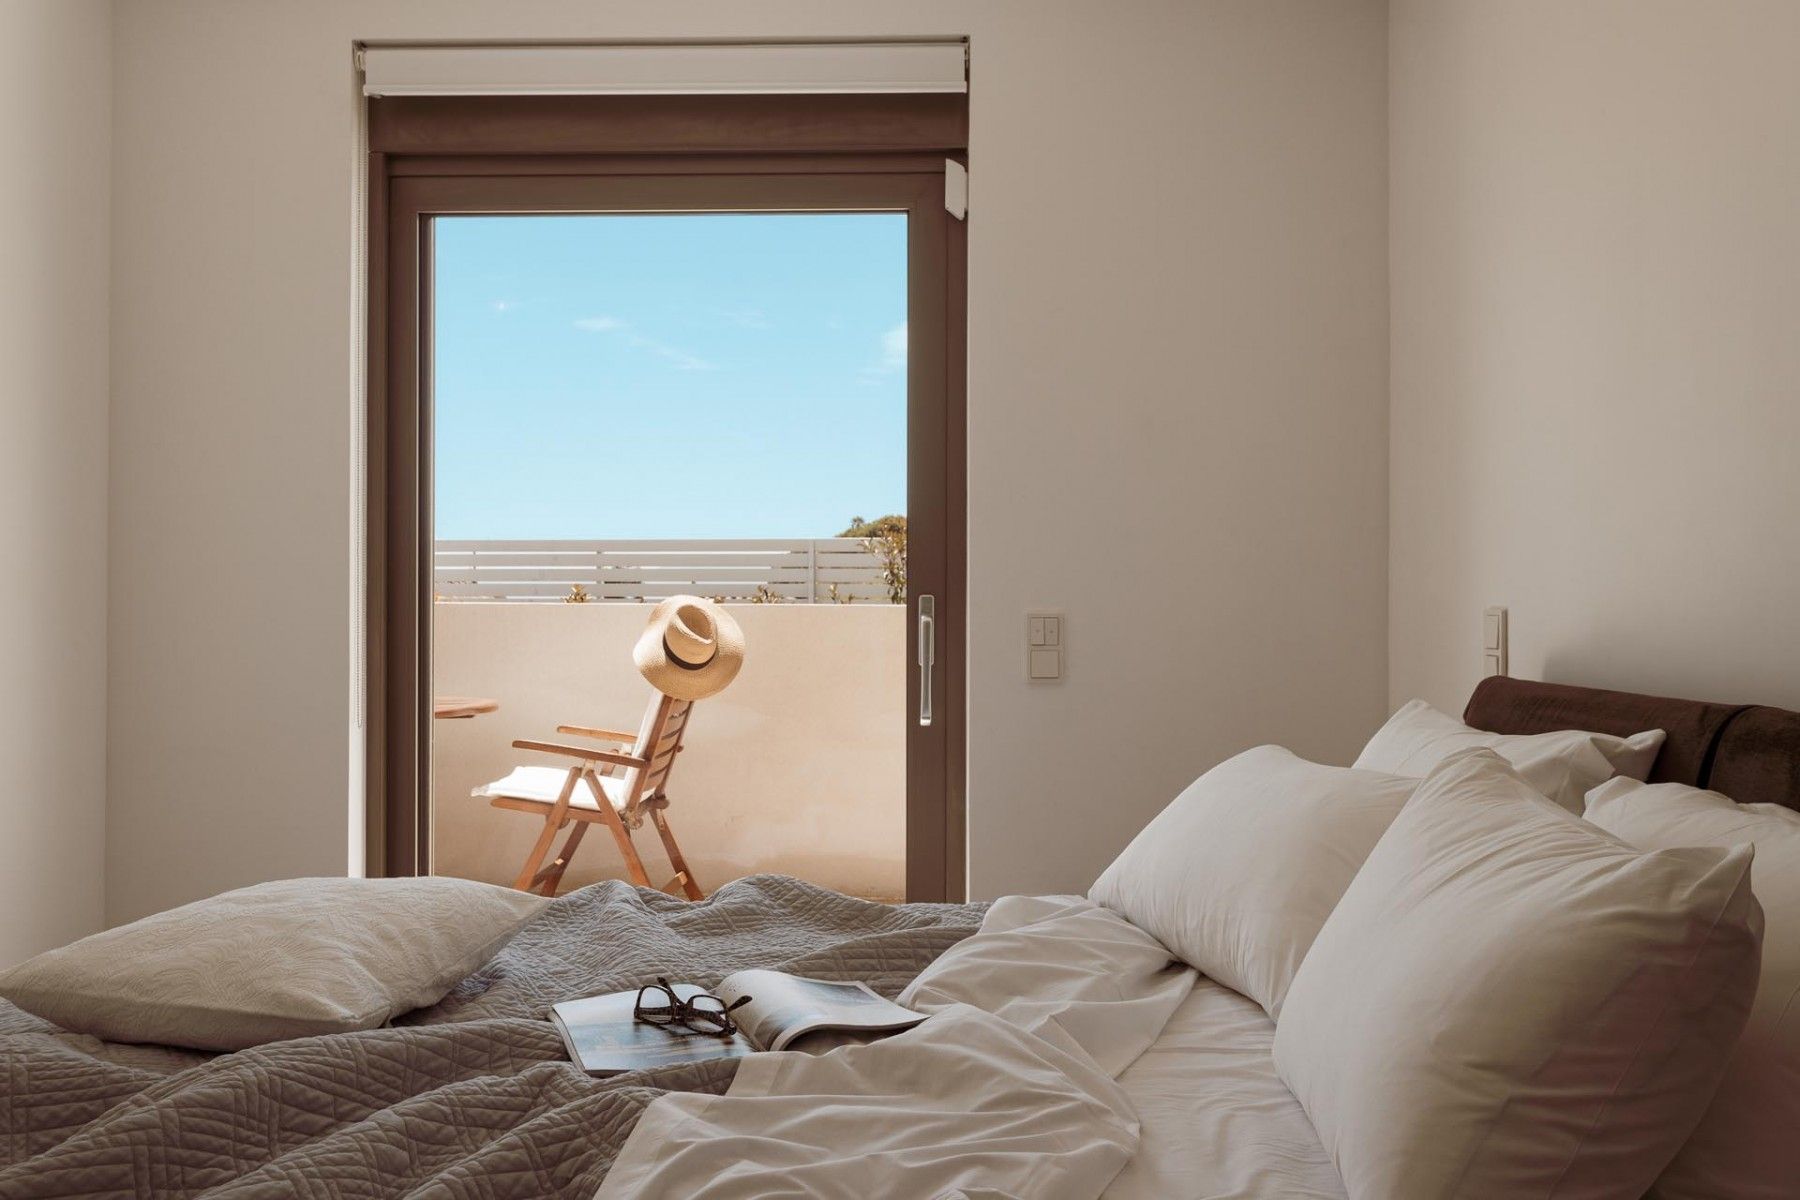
[0,875,985,1199]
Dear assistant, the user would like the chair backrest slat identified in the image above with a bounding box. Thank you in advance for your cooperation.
[630,693,692,801]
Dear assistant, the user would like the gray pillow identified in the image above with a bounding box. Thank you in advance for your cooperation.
[0,877,549,1051]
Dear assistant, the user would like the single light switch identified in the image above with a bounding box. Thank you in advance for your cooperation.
[1027,611,1064,681]
[1482,606,1509,677]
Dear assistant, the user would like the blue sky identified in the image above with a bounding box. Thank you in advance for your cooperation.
[433,213,907,540]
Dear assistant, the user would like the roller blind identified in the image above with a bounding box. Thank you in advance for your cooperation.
[360,41,967,98]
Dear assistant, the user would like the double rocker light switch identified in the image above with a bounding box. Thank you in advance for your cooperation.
[1027,612,1064,681]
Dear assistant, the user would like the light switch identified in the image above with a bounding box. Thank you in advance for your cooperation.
[1482,606,1509,677]
[1026,611,1064,681]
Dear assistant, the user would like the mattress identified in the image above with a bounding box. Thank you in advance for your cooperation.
[1106,975,1346,1199]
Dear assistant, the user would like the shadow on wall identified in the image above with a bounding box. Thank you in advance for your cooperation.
[432,603,906,901]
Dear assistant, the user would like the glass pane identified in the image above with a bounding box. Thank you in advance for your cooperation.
[429,211,910,903]
[433,213,906,542]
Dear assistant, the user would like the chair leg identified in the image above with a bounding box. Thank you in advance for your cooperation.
[649,807,703,900]
[532,820,589,897]
[588,770,654,888]
[511,768,581,892]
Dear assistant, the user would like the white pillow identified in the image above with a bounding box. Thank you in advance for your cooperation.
[1089,745,1417,1016]
[1274,750,1762,1200]
[1585,777,1800,1200]
[0,877,549,1051]
[1354,697,1663,811]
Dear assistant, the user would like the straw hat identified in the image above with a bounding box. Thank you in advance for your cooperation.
[632,595,746,701]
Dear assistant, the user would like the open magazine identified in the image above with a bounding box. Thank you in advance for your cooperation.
[550,969,927,1076]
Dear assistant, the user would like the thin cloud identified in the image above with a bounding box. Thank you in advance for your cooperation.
[717,305,773,330]
[881,322,908,370]
[634,337,715,372]
[860,321,908,379]
[491,300,521,313]
[574,315,715,371]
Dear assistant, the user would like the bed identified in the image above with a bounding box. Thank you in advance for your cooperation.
[0,878,986,1197]
[1103,676,1800,1199]
[1,676,1795,1198]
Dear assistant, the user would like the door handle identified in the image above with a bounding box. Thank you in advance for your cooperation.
[917,594,936,727]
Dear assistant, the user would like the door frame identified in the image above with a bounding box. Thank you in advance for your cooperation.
[366,152,967,900]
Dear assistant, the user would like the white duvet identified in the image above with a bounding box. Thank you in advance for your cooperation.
[597,895,1196,1199]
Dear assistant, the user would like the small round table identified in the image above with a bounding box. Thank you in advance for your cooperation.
[433,695,499,720]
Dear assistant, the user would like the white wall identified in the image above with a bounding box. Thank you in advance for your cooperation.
[1,0,111,965]
[433,604,905,900]
[107,0,1390,918]
[1389,1,1800,715]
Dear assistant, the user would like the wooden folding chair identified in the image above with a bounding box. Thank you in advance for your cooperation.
[474,690,703,899]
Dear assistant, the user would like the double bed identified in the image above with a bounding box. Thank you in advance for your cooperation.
[2,676,1795,1198]
[0,877,984,1196]
[1108,675,1800,1199]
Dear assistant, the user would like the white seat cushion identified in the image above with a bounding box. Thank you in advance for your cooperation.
[475,764,630,811]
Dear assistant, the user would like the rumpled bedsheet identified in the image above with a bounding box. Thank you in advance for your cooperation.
[596,895,1197,1200]
[0,875,984,1199]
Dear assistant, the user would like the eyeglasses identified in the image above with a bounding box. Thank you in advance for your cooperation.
[633,977,752,1038]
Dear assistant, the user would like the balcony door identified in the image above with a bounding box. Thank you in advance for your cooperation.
[366,97,966,900]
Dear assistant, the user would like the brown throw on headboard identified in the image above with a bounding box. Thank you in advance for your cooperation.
[1463,676,1800,813]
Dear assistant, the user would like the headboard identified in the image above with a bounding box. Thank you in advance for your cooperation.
[1463,676,1800,812]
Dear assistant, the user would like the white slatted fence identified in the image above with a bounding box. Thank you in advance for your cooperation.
[434,539,897,603]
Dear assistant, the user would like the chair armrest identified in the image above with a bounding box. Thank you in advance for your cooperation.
[512,739,649,770]
[555,724,639,744]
